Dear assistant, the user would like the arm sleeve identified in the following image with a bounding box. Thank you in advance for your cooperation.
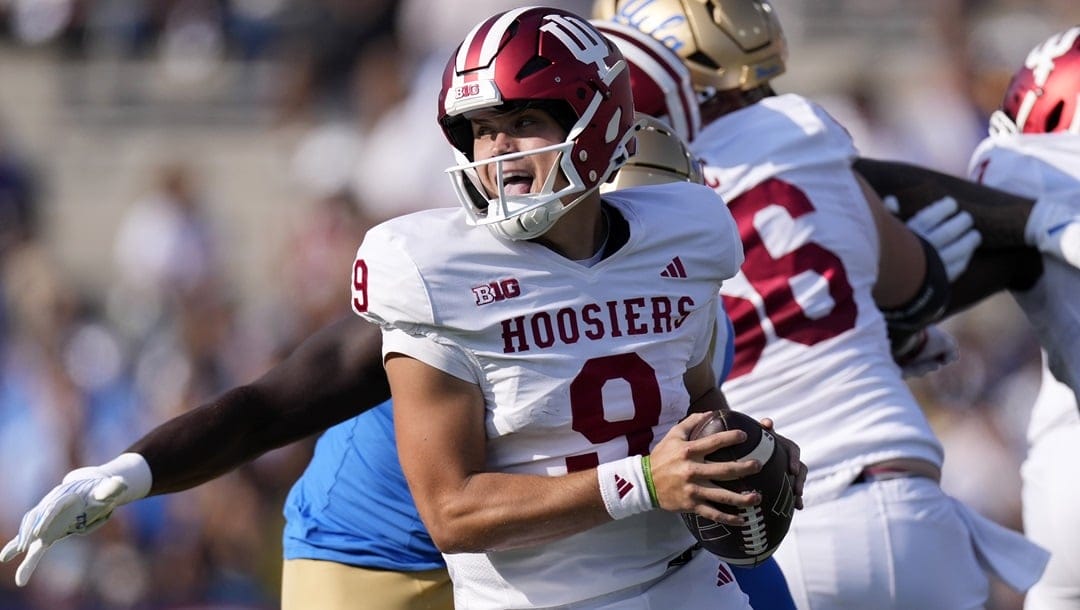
[129,315,389,495]
[853,156,1034,248]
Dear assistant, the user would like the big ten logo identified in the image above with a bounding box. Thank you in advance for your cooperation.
[472,278,522,306]
[455,83,481,99]
[612,0,688,53]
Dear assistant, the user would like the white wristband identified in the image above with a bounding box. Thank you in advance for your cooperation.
[597,455,654,520]
[99,453,154,505]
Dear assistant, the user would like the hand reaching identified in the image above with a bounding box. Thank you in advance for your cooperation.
[900,196,982,281]
[1,454,151,587]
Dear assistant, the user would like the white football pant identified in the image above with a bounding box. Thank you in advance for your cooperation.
[1022,422,1080,610]
[773,476,1045,610]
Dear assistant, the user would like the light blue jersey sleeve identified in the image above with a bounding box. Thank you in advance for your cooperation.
[282,400,444,571]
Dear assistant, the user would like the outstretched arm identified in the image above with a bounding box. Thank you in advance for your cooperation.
[857,156,1080,268]
[854,158,1045,375]
[854,157,1034,247]
[855,157,1045,314]
[2,314,389,585]
[133,314,389,494]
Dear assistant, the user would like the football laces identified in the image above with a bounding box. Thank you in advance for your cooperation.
[739,505,768,554]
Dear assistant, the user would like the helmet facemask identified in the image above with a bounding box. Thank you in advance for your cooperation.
[447,138,580,240]
[445,95,638,240]
[437,7,639,241]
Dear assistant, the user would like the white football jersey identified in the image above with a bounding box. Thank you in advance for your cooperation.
[695,94,944,504]
[968,132,1080,442]
[353,182,743,609]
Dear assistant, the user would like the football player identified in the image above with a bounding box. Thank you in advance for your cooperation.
[354,7,808,609]
[962,26,1080,609]
[594,0,1050,607]
[283,116,719,610]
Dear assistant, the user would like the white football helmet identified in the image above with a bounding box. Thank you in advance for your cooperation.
[592,0,787,95]
[438,7,639,241]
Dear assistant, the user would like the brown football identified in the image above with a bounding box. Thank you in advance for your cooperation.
[681,409,796,566]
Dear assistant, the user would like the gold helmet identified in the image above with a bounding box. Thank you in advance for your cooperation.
[602,115,703,192]
[592,0,787,94]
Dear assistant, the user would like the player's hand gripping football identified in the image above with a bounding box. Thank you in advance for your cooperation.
[758,417,806,511]
[1026,192,1080,270]
[1,454,150,587]
[648,412,805,525]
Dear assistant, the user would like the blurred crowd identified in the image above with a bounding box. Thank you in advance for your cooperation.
[0,1,1075,609]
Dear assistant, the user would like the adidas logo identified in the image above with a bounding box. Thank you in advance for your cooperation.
[716,563,734,586]
[614,474,634,499]
[660,256,687,279]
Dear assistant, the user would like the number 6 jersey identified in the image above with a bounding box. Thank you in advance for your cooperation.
[352,181,743,609]
[697,94,945,505]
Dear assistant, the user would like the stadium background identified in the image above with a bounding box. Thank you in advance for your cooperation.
[0,1,1076,608]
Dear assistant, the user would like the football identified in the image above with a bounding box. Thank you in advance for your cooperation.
[681,409,796,567]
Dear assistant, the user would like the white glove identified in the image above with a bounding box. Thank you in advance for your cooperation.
[0,453,152,587]
[894,325,959,378]
[1027,193,1080,269]
[904,197,982,282]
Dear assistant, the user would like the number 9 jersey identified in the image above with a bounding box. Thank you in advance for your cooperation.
[698,94,944,504]
[351,181,743,608]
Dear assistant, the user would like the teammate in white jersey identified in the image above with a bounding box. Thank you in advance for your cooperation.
[966,26,1080,609]
[353,7,805,610]
[596,1,1050,608]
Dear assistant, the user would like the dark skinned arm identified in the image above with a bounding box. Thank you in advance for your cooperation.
[854,156,1044,318]
[128,315,389,495]
[854,157,1035,247]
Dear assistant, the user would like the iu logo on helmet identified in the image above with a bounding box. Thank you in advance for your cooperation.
[540,14,616,76]
[1026,27,1080,85]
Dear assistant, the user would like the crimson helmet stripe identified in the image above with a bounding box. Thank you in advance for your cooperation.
[456,6,533,75]
[593,19,700,141]
[620,38,692,134]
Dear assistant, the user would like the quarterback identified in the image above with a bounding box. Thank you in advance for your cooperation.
[354,7,803,609]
